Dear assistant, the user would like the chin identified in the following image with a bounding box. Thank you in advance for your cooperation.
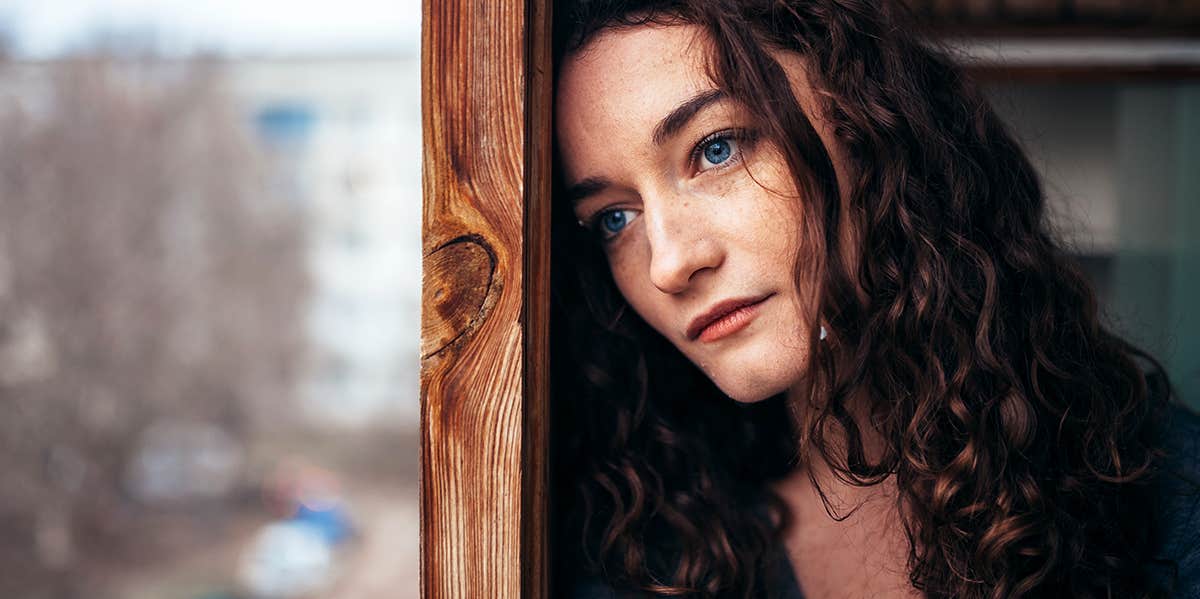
[678,336,810,403]
[706,354,807,403]
[713,377,791,404]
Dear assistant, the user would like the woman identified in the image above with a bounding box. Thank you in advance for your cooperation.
[548,1,1200,597]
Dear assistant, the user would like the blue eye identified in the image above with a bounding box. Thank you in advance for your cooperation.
[702,138,733,166]
[601,210,627,233]
[693,130,749,172]
[589,208,638,241]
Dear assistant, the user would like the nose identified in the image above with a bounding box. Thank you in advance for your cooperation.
[645,194,725,295]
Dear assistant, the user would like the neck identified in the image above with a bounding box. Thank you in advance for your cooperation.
[768,385,920,599]
[782,377,891,482]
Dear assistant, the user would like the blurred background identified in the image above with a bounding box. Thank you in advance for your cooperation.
[0,1,1196,599]
[0,1,421,598]
[922,0,1200,410]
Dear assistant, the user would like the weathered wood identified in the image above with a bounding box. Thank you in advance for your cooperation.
[420,0,551,595]
[522,0,554,596]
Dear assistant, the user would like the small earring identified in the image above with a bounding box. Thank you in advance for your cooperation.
[819,325,827,341]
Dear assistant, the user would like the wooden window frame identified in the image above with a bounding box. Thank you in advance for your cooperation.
[420,0,552,597]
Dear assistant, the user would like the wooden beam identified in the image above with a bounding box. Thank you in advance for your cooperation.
[420,0,551,596]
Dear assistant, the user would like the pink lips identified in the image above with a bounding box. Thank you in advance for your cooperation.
[686,294,773,342]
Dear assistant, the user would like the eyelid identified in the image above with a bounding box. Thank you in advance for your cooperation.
[581,206,639,244]
[689,127,757,174]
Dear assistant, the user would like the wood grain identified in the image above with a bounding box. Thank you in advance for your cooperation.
[421,0,551,596]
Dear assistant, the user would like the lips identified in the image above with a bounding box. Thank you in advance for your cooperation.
[686,293,773,341]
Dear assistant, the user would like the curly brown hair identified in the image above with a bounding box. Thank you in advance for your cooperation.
[550,1,1183,597]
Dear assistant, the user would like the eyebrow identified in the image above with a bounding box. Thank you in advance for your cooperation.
[563,88,727,207]
[652,88,725,147]
[563,176,612,208]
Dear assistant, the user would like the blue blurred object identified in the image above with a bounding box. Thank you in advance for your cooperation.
[239,521,333,599]
[254,104,316,145]
[290,500,355,546]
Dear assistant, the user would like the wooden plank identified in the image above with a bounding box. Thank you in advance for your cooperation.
[522,3,553,598]
[420,0,551,596]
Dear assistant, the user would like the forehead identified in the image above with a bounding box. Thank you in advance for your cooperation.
[555,24,717,176]
[558,22,712,100]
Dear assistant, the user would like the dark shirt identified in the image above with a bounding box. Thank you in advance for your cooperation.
[567,402,1200,598]
[1151,401,1200,598]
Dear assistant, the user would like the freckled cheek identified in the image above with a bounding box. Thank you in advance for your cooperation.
[739,149,805,249]
[714,170,799,240]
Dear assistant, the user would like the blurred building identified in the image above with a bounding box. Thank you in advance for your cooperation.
[0,55,423,430]
[226,57,422,430]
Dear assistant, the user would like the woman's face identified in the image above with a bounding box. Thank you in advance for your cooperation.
[556,23,849,403]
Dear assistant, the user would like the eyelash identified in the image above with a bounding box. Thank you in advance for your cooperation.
[583,128,757,244]
[689,128,753,173]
